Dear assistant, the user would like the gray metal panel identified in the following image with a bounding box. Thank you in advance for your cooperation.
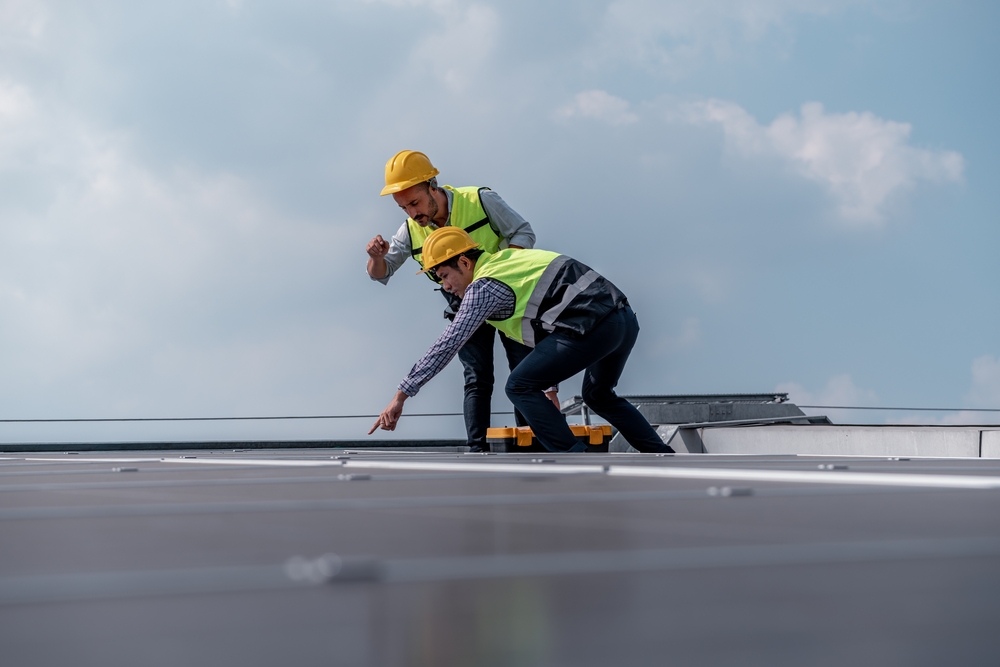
[982,430,1000,458]
[623,393,791,404]
[670,427,704,453]
[3,448,1000,666]
[564,394,804,426]
[635,401,806,424]
[0,439,467,453]
[609,425,691,453]
[701,425,982,457]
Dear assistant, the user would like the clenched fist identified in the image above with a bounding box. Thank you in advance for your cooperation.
[367,235,389,259]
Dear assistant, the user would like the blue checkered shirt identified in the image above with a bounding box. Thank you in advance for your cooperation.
[398,279,516,397]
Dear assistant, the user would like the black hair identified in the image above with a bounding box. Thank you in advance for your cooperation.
[432,248,484,276]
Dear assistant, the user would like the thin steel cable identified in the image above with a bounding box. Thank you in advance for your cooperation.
[799,405,1000,412]
[0,412,513,423]
[2,406,997,424]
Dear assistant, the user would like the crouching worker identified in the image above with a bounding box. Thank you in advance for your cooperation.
[369,228,674,454]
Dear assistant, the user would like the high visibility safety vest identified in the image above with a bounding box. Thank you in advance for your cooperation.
[407,186,502,279]
[472,249,627,347]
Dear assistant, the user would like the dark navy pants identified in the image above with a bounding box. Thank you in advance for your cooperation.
[505,305,670,453]
[458,323,532,448]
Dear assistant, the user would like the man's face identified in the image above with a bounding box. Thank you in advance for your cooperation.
[433,258,474,297]
[392,183,439,227]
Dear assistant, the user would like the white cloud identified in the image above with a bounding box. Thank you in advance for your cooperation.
[556,90,639,126]
[0,76,353,419]
[781,359,1000,427]
[967,355,1000,408]
[777,373,877,407]
[672,317,701,347]
[0,1,986,443]
[903,410,999,426]
[361,0,454,8]
[884,356,1000,425]
[593,0,872,74]
[651,316,701,355]
[0,0,48,42]
[683,99,964,223]
[0,79,34,121]
[408,2,499,92]
[776,373,878,422]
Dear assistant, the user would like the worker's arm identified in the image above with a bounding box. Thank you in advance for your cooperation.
[369,279,516,433]
[479,190,536,250]
[366,236,389,279]
[366,221,410,284]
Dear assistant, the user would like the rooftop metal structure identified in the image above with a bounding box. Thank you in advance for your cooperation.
[2,446,999,665]
[623,392,793,403]
[562,393,808,425]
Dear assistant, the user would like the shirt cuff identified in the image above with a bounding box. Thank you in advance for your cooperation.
[368,266,393,284]
[506,233,535,249]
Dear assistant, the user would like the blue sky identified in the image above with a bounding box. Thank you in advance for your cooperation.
[1,0,997,442]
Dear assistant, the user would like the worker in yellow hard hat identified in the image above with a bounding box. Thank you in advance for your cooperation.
[369,227,674,454]
[366,150,558,451]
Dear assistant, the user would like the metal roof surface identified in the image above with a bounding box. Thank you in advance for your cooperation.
[2,448,999,666]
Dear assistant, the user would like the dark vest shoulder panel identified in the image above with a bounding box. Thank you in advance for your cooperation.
[530,257,626,343]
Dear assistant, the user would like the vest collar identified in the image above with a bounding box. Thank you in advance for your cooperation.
[440,186,453,227]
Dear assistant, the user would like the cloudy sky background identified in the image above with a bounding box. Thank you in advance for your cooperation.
[1,0,997,443]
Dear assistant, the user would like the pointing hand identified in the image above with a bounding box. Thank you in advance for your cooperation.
[368,391,407,435]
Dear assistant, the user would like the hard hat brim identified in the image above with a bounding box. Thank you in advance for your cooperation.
[416,241,480,274]
[379,170,441,196]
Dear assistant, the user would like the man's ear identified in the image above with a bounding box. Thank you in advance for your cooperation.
[459,256,474,273]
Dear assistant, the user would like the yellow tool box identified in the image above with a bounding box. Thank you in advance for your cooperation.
[486,424,612,453]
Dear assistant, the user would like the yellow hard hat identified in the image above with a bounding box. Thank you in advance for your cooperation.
[417,227,480,274]
[380,150,440,196]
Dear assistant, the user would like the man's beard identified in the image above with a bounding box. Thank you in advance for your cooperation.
[427,193,438,227]
[416,193,439,227]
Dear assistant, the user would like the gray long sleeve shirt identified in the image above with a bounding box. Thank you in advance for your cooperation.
[369,188,536,284]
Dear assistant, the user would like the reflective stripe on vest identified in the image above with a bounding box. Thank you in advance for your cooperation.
[472,249,603,347]
[536,268,601,333]
[521,255,569,346]
[407,186,502,271]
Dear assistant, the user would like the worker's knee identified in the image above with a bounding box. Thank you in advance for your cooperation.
[581,382,615,409]
[505,371,538,400]
[504,375,523,400]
